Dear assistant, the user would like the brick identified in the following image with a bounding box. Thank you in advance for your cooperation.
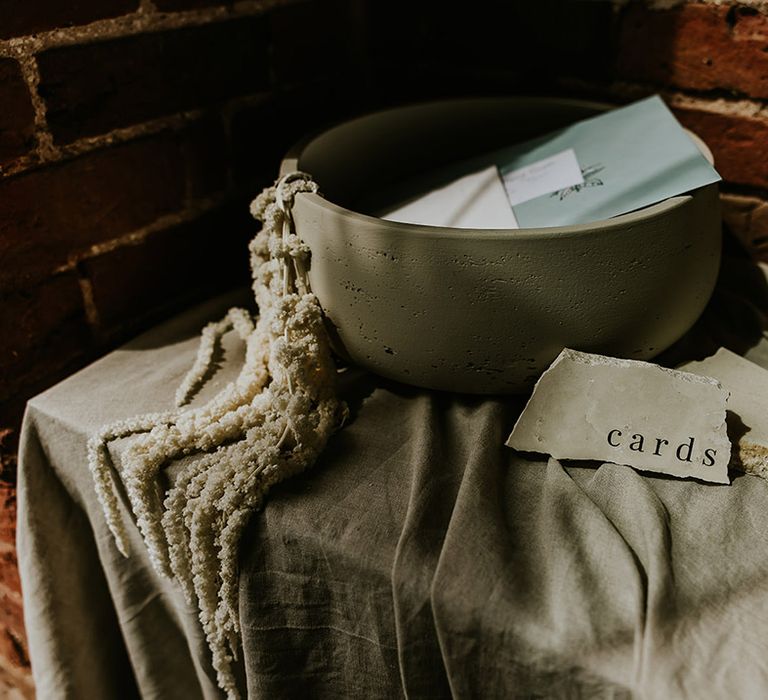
[228,86,355,187]
[0,483,16,547]
[366,1,521,90]
[0,134,187,287]
[0,59,35,167]
[228,96,297,186]
[270,0,352,86]
[0,594,25,645]
[37,17,270,144]
[0,592,30,686]
[0,663,34,700]
[82,200,254,332]
[0,662,33,699]
[617,4,768,99]
[0,273,90,405]
[0,548,21,599]
[513,1,616,83]
[673,105,768,190]
[0,628,29,674]
[181,114,229,199]
[0,0,138,40]
[0,431,17,485]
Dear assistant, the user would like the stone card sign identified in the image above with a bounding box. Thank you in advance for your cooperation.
[506,349,731,484]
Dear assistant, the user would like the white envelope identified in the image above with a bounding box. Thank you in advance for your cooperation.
[380,165,519,230]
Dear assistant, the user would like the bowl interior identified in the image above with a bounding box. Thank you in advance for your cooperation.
[279,98,722,393]
[290,97,615,212]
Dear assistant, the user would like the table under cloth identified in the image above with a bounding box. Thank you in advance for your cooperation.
[17,251,768,700]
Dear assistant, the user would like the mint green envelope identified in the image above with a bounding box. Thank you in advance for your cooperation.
[498,95,721,228]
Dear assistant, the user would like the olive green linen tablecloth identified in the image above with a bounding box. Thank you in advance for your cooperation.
[18,256,768,699]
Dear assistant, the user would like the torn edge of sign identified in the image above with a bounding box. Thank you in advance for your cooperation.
[681,348,768,480]
[506,348,731,484]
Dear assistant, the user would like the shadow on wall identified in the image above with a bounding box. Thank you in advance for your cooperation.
[362,0,617,103]
[659,228,768,367]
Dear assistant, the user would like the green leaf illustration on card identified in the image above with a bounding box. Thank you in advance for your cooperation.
[497,95,721,228]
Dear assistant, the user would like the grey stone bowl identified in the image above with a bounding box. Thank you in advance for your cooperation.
[280,97,721,394]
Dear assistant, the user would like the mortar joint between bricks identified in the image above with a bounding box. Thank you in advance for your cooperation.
[2,110,206,180]
[14,54,58,163]
[58,195,231,273]
[75,268,102,334]
[0,0,297,57]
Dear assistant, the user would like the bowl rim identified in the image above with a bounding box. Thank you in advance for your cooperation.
[280,96,716,242]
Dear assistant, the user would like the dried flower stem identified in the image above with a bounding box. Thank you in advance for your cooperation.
[87,173,345,699]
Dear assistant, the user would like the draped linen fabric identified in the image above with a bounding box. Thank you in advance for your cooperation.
[18,253,768,699]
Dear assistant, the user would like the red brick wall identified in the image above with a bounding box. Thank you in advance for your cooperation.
[0,0,362,695]
[614,1,768,260]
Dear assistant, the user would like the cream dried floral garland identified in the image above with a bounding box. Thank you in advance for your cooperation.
[87,172,347,699]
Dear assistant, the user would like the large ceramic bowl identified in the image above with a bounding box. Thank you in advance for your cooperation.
[280,97,721,394]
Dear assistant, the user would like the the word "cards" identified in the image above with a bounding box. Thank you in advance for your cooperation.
[506,349,731,484]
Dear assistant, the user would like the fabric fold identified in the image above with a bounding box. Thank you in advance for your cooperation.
[16,288,768,700]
